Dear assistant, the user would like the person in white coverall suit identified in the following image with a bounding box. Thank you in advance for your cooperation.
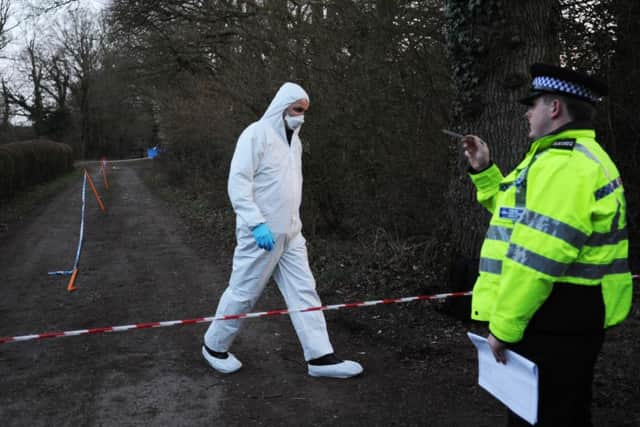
[202,82,363,379]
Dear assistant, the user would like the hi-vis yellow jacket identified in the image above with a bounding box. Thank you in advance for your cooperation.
[469,127,632,343]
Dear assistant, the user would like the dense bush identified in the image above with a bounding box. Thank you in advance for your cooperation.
[106,0,638,267]
[0,139,73,200]
[108,1,452,238]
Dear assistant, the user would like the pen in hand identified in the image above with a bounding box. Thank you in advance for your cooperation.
[441,129,465,140]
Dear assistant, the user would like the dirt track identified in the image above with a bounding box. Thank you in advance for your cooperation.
[0,161,637,426]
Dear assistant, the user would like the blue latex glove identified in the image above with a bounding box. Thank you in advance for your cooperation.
[252,223,275,251]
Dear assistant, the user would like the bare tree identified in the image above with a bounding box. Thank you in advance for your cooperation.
[0,0,11,52]
[3,33,74,139]
[4,38,48,135]
[0,78,11,129]
[54,7,102,157]
[42,50,71,110]
[26,0,78,15]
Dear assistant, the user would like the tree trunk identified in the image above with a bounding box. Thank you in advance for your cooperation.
[608,0,640,268]
[443,0,561,260]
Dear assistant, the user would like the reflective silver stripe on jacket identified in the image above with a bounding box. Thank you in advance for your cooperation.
[575,143,622,201]
[514,167,529,206]
[506,244,567,277]
[586,228,628,247]
[506,244,630,279]
[486,225,512,242]
[574,144,604,174]
[479,258,502,274]
[565,258,630,279]
[595,178,621,200]
[497,154,542,203]
[518,209,589,249]
[498,208,626,248]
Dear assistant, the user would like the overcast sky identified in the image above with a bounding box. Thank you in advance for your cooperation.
[2,0,109,58]
[0,0,110,122]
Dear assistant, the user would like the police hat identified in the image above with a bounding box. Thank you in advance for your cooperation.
[519,63,608,105]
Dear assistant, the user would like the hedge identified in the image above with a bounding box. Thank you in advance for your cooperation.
[0,139,74,200]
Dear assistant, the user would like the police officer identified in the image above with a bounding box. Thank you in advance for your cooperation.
[462,64,632,426]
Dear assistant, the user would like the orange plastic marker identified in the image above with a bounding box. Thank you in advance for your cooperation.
[100,162,109,191]
[67,267,79,292]
[84,169,106,212]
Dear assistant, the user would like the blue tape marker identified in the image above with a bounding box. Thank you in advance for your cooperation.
[48,173,87,276]
[47,270,74,276]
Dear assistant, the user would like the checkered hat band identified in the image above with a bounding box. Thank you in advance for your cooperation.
[532,76,600,102]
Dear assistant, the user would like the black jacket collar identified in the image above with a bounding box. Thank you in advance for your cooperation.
[547,120,594,136]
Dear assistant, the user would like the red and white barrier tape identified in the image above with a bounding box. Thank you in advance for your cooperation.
[0,291,471,345]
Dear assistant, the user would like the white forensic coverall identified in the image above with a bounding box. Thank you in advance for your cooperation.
[203,82,334,361]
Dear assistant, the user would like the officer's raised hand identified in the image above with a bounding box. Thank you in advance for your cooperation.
[252,223,275,251]
[462,135,490,171]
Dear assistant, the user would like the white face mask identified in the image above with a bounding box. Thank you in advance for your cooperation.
[285,114,304,130]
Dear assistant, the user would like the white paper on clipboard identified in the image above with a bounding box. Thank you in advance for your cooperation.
[467,332,539,425]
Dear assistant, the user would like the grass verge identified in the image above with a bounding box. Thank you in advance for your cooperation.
[0,168,83,237]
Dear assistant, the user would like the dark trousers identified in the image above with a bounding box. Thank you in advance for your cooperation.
[505,283,605,427]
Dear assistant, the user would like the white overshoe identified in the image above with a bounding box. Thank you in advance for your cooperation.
[308,360,363,379]
[202,346,242,374]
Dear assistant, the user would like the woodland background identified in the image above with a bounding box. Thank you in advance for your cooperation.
[1,0,638,285]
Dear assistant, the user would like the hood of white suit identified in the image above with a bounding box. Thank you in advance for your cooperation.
[260,82,309,132]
